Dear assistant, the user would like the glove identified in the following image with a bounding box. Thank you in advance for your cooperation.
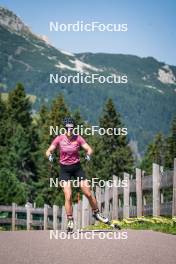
[48,154,54,162]
[85,154,91,161]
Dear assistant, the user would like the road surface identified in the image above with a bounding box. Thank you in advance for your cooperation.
[0,230,176,264]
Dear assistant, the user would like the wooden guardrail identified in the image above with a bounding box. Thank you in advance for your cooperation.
[0,159,175,230]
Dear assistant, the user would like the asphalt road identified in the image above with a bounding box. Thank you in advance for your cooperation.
[0,230,176,264]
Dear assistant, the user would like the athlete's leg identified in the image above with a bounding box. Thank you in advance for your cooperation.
[62,180,73,217]
[79,179,98,210]
[80,179,110,224]
[77,167,109,223]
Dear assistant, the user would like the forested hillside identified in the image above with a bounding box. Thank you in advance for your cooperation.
[0,6,176,156]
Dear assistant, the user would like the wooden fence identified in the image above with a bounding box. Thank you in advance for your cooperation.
[0,159,176,231]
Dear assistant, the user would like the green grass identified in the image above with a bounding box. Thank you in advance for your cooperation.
[86,217,176,235]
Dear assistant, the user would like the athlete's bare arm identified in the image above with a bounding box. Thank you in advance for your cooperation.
[81,143,93,156]
[46,144,56,158]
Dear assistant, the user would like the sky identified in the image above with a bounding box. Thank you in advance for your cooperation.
[0,0,176,65]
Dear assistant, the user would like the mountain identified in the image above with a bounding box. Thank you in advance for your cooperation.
[0,6,176,157]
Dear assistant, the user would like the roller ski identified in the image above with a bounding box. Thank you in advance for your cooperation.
[93,209,121,230]
[66,217,74,234]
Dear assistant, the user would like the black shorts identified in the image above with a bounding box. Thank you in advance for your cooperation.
[60,162,86,182]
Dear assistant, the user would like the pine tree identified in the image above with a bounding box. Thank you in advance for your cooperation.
[91,98,133,180]
[49,94,70,129]
[0,95,27,205]
[0,168,27,205]
[38,104,49,126]
[165,117,176,168]
[4,84,39,202]
[0,94,9,162]
[7,124,33,182]
[73,109,84,125]
[140,133,165,174]
[0,94,8,146]
[7,83,32,128]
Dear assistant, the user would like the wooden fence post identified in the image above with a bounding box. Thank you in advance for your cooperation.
[53,205,58,230]
[152,163,160,217]
[61,206,66,230]
[172,158,176,217]
[82,195,89,228]
[26,204,32,231]
[77,200,82,229]
[44,204,48,230]
[89,191,96,225]
[112,175,118,219]
[73,204,78,229]
[12,203,16,231]
[136,168,142,217]
[96,185,101,211]
[104,182,110,218]
[123,173,130,218]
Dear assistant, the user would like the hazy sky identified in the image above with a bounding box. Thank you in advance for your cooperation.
[1,0,176,65]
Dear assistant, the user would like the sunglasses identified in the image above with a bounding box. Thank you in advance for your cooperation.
[65,124,74,130]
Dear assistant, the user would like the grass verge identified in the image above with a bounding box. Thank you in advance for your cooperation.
[86,217,176,235]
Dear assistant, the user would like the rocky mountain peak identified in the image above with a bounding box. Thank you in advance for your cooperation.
[0,6,30,34]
